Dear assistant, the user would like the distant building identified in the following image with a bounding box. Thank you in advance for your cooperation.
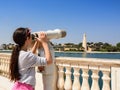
[0,44,6,50]
[53,45,64,51]
[82,33,87,52]
[0,45,3,50]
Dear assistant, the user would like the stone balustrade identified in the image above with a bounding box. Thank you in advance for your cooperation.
[0,53,120,90]
[55,57,120,90]
[0,53,10,78]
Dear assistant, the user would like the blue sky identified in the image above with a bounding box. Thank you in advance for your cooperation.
[0,0,120,45]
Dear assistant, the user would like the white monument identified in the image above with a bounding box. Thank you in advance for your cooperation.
[82,33,87,52]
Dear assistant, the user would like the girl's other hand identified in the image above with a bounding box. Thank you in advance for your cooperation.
[38,32,48,43]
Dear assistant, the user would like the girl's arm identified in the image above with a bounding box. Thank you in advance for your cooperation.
[31,41,39,54]
[42,42,52,64]
[38,32,53,64]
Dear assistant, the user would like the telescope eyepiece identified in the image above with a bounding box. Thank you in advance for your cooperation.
[61,30,66,38]
[31,33,38,41]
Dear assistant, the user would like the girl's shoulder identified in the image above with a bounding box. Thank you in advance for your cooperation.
[20,50,31,54]
[20,50,34,57]
[19,50,37,62]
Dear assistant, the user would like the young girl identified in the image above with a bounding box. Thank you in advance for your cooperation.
[9,27,52,90]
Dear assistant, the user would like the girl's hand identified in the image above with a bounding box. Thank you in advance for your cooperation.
[39,32,48,43]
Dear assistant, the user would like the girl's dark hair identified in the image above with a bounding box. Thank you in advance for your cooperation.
[9,27,31,81]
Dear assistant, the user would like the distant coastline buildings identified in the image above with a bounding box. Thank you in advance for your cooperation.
[0,33,120,52]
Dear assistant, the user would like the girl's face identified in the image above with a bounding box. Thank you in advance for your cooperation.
[27,34,33,48]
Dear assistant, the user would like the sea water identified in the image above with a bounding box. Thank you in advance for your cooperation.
[55,51,120,59]
[1,50,120,59]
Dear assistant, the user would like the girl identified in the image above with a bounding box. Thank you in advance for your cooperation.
[9,27,52,90]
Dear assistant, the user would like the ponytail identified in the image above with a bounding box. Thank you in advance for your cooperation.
[9,45,21,81]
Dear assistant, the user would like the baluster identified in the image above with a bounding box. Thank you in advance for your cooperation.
[0,57,1,73]
[4,59,6,77]
[6,58,8,77]
[7,59,10,78]
[90,66,100,90]
[57,64,64,90]
[64,64,72,90]
[1,58,4,75]
[100,66,110,90]
[72,65,81,90]
[81,65,90,90]
[5,58,9,77]
[3,57,6,76]
[4,57,6,76]
[0,57,1,69]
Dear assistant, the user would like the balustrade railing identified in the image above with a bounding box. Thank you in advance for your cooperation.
[0,53,120,90]
[55,57,120,90]
[0,53,10,78]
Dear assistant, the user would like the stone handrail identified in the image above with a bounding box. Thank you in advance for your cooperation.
[0,53,120,90]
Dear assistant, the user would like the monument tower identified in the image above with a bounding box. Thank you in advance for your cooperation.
[82,33,87,52]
